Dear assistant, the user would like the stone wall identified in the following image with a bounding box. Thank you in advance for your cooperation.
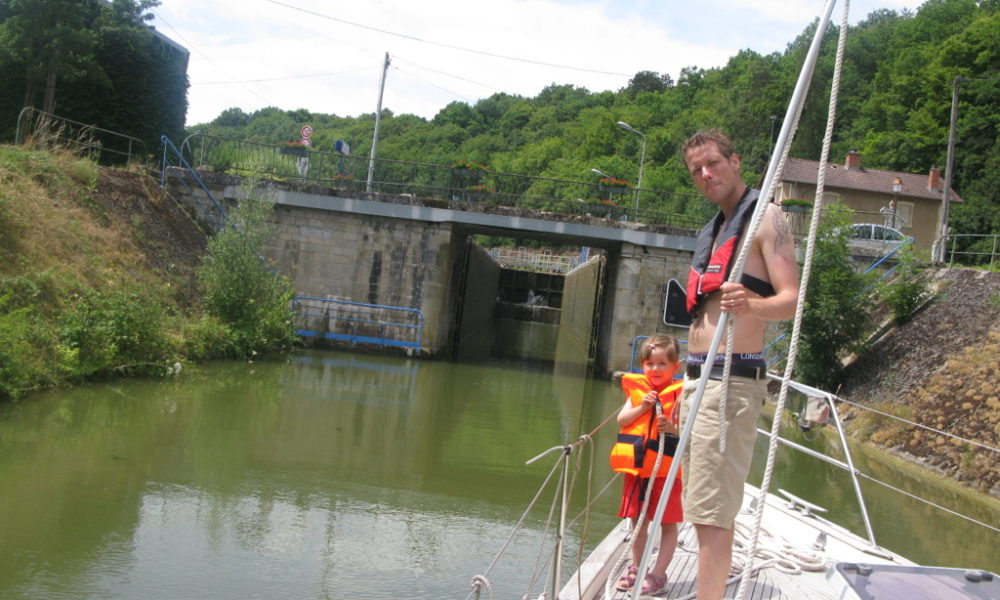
[598,243,691,373]
[454,242,501,360]
[162,171,701,366]
[265,203,459,354]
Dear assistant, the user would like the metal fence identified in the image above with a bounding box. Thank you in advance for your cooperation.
[487,247,585,274]
[15,107,144,165]
[946,233,1000,269]
[178,133,712,229]
[291,296,424,355]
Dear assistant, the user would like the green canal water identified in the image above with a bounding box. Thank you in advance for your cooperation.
[0,349,996,599]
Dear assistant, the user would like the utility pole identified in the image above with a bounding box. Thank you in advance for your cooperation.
[366,52,391,193]
[938,76,960,263]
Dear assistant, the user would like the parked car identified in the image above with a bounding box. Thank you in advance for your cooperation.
[845,223,911,251]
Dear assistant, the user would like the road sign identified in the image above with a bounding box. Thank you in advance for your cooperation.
[299,137,312,147]
[300,125,313,138]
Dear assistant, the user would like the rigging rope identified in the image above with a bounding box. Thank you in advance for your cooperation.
[466,402,623,600]
[662,13,846,590]
[604,403,669,600]
[735,1,852,598]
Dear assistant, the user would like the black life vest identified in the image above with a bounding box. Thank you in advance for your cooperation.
[686,188,775,316]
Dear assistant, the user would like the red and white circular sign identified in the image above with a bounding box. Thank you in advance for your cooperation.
[300,125,313,138]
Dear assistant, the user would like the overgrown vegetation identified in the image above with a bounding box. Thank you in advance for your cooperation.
[168,1,998,259]
[0,0,186,156]
[0,145,295,400]
[880,247,930,325]
[195,178,297,358]
[785,204,876,387]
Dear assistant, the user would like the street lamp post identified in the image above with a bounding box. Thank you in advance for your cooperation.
[616,121,646,213]
[591,168,624,219]
[891,177,902,230]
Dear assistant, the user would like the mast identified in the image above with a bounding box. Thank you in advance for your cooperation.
[366,52,390,193]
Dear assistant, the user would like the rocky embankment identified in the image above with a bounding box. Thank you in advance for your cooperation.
[839,268,1000,496]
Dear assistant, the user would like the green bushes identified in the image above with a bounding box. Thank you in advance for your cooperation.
[57,282,173,378]
[195,181,297,358]
[0,294,59,398]
[880,247,928,325]
[0,147,298,401]
[785,205,876,387]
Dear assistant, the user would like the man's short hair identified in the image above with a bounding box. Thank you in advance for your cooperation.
[681,129,735,163]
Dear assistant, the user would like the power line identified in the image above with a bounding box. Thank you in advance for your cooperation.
[391,65,476,104]
[263,0,631,78]
[195,65,375,86]
[152,11,275,106]
[392,54,500,93]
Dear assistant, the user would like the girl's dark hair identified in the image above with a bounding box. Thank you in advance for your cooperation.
[640,333,680,363]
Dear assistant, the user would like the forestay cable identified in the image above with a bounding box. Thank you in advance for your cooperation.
[735,1,851,598]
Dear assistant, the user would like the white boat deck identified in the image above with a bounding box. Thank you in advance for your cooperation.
[562,483,919,600]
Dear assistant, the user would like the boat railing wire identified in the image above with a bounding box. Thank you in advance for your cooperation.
[763,373,1000,537]
[464,403,622,600]
[466,369,999,598]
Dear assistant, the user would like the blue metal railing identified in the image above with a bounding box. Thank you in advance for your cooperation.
[291,296,424,355]
[627,335,690,375]
[160,135,227,230]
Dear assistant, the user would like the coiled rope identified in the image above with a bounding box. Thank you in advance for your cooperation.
[667,517,827,600]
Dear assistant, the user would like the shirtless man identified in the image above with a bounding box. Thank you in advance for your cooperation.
[679,129,799,599]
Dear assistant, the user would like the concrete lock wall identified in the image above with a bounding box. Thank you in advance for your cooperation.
[163,172,703,365]
[558,255,604,360]
[598,243,691,373]
[264,203,460,354]
[455,242,501,360]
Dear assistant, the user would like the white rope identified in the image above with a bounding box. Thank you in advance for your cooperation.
[463,448,566,600]
[606,403,668,600]
[466,404,622,600]
[470,574,493,600]
[735,1,851,599]
[669,519,827,600]
[732,520,827,575]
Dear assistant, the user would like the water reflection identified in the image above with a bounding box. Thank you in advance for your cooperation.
[0,349,996,600]
[0,351,623,600]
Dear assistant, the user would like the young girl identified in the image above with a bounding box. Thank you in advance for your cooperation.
[609,333,683,595]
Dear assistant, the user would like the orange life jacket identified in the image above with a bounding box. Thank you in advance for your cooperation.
[609,373,684,479]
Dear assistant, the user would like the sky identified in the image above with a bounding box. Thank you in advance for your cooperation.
[149,0,915,127]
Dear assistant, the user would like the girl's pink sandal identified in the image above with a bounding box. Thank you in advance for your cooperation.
[641,572,668,595]
[615,564,639,591]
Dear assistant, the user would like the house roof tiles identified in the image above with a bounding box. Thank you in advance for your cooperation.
[782,157,962,203]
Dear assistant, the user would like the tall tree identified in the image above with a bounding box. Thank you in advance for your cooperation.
[0,0,97,113]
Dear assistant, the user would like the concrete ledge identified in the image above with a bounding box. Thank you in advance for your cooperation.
[260,188,697,251]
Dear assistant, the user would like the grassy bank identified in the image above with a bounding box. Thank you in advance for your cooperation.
[0,145,295,400]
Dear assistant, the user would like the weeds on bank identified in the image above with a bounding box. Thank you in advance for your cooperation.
[0,146,296,401]
[196,176,297,358]
[878,247,930,325]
